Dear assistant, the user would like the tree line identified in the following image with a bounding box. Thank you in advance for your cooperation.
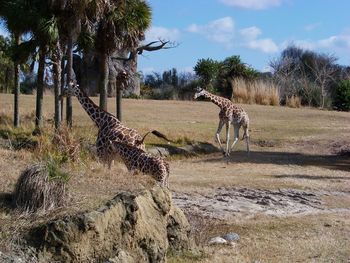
[140,47,350,111]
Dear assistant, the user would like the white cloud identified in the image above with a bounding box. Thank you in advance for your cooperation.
[219,0,283,10]
[304,22,322,31]
[240,26,262,40]
[239,26,278,53]
[247,38,279,53]
[145,26,180,42]
[318,35,350,50]
[280,33,350,54]
[186,17,235,47]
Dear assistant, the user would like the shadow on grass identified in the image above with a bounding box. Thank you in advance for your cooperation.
[0,193,13,211]
[150,141,220,157]
[273,174,350,180]
[201,151,350,172]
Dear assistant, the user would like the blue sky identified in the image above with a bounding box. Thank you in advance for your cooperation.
[139,0,350,74]
[1,0,349,75]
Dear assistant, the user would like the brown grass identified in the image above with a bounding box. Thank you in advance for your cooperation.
[0,94,350,262]
[231,78,280,106]
[13,163,67,213]
[286,95,302,108]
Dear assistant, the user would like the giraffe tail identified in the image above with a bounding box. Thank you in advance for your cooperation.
[139,130,173,144]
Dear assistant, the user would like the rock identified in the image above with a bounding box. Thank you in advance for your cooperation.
[208,236,228,245]
[106,250,135,263]
[28,186,191,263]
[221,232,240,242]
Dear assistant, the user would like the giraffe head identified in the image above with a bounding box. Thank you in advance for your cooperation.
[193,87,206,100]
[61,81,80,98]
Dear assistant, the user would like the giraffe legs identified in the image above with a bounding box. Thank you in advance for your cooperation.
[225,123,230,156]
[243,125,250,154]
[229,124,240,154]
[215,120,225,154]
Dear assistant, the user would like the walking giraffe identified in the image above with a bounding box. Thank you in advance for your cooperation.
[193,87,250,156]
[109,140,169,188]
[62,82,170,168]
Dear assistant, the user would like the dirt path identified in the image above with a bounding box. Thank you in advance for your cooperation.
[173,187,350,220]
[169,143,350,221]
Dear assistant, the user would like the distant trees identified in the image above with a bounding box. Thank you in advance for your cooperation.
[194,58,219,91]
[194,55,258,98]
[141,68,197,100]
[141,47,349,111]
[218,55,259,98]
[270,45,348,108]
[0,36,13,93]
[333,80,350,111]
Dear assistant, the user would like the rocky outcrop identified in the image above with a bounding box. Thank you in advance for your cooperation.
[28,187,191,263]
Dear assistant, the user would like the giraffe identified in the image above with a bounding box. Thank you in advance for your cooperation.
[193,87,250,156]
[109,140,169,188]
[62,82,171,167]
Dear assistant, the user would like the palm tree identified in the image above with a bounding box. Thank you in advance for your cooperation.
[93,0,151,112]
[114,0,151,120]
[0,0,32,127]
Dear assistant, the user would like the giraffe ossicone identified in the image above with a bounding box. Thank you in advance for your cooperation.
[194,87,250,156]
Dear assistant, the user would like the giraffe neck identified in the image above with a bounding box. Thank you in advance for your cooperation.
[73,87,119,128]
[202,91,229,109]
[112,143,143,164]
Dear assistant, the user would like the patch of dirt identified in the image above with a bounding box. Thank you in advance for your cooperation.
[329,140,350,156]
[173,187,350,220]
[255,139,281,148]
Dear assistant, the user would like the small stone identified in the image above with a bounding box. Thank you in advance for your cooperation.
[208,236,228,245]
[228,241,237,247]
[222,232,240,242]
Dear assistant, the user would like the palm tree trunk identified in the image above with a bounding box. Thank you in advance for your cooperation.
[99,52,108,111]
[116,84,122,121]
[35,48,46,131]
[60,57,65,121]
[53,43,62,129]
[66,37,73,127]
[13,33,20,127]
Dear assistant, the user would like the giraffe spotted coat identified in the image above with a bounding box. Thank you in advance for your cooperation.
[65,83,145,167]
[194,88,250,156]
[110,141,170,188]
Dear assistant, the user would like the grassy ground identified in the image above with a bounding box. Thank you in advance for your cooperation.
[0,93,349,262]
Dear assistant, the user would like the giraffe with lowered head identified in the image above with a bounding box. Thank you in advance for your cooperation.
[109,140,170,188]
[193,87,250,156]
[62,82,170,168]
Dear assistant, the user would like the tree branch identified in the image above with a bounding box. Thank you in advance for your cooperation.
[111,39,178,62]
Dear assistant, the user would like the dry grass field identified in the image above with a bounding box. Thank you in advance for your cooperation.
[0,93,349,262]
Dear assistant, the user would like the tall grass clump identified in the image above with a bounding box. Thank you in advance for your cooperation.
[286,95,302,108]
[231,79,280,106]
[35,126,81,164]
[13,161,70,213]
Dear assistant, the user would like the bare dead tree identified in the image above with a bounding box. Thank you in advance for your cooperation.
[110,39,178,120]
[270,57,301,101]
[296,64,318,107]
[304,54,337,108]
[112,39,177,62]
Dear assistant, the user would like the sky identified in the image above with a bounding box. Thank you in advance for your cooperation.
[139,0,350,74]
[1,0,349,75]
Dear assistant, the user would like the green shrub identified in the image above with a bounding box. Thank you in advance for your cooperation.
[333,80,350,111]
